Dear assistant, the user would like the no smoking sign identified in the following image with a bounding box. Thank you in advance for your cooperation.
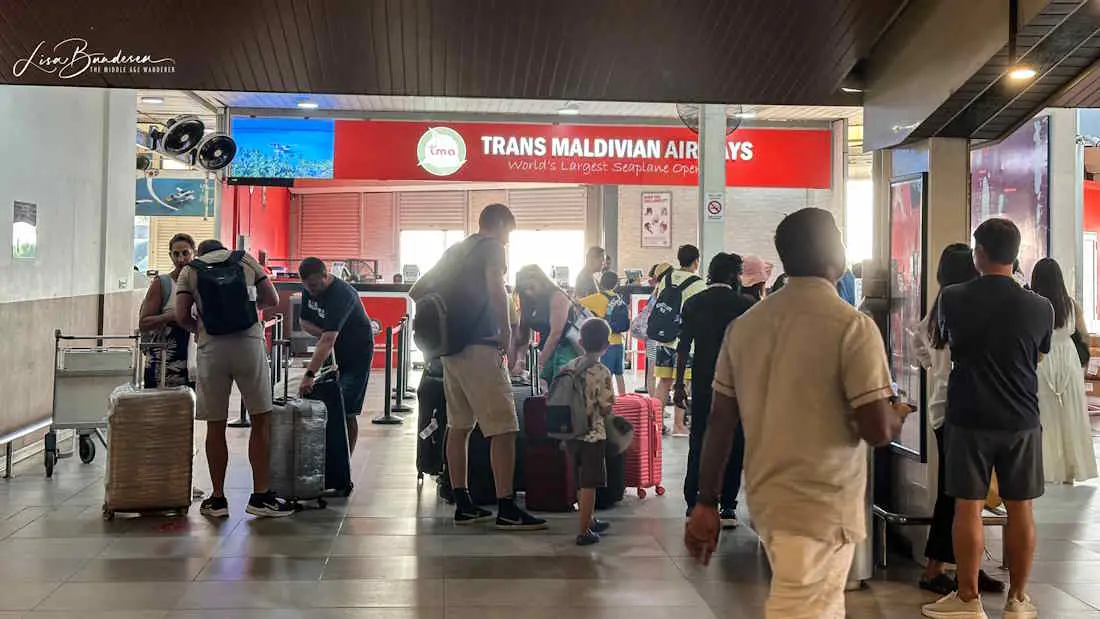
[704,192,725,221]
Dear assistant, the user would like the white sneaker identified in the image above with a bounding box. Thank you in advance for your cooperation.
[921,591,988,619]
[1004,594,1038,619]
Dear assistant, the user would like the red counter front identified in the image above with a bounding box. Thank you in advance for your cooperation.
[358,291,412,370]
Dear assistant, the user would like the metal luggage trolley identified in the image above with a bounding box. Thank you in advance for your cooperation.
[46,330,140,478]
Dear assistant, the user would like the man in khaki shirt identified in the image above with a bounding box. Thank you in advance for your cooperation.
[685,208,910,619]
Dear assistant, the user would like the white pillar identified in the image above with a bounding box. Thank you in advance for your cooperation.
[697,105,727,273]
[1047,108,1083,300]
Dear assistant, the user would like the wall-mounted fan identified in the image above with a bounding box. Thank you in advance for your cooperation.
[675,104,746,135]
[143,115,237,173]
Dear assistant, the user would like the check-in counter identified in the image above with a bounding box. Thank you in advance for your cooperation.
[271,281,412,370]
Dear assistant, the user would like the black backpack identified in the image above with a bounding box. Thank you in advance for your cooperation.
[646,270,700,343]
[411,236,489,359]
[189,250,258,336]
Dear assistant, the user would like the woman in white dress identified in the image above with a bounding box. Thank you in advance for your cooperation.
[1030,258,1097,484]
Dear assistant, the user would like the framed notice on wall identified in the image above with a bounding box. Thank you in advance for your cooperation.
[640,192,672,248]
[888,174,928,462]
[12,201,38,260]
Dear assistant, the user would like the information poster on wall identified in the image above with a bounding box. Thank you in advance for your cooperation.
[12,201,37,260]
[640,192,672,248]
[970,115,1050,279]
[888,174,927,461]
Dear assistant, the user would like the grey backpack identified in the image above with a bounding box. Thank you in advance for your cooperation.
[545,356,600,441]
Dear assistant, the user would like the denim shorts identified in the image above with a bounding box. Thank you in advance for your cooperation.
[338,365,370,416]
[601,344,624,376]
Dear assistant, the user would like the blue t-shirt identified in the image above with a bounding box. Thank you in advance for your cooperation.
[300,278,375,370]
[836,269,856,306]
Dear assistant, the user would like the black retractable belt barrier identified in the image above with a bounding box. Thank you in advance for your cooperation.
[372,322,404,425]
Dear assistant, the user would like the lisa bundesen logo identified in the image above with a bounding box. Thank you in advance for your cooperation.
[13,38,176,80]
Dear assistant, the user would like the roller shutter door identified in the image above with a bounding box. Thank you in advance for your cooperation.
[398,191,467,231]
[505,187,587,230]
[297,193,361,259]
[363,193,398,278]
[148,216,216,274]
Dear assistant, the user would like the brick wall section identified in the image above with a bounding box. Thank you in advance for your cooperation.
[617,185,835,278]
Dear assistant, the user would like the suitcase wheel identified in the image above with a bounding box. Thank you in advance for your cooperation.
[102,508,114,521]
[637,488,647,499]
[317,498,328,509]
[655,486,666,496]
[341,483,354,497]
[78,435,95,464]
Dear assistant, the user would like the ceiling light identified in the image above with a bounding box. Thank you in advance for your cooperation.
[296,100,319,110]
[557,104,580,116]
[140,96,164,104]
[1008,66,1036,81]
[841,87,863,94]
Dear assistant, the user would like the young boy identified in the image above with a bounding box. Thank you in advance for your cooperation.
[578,271,627,395]
[569,317,616,546]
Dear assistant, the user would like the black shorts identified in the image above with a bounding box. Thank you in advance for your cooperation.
[574,440,607,489]
[944,425,1044,502]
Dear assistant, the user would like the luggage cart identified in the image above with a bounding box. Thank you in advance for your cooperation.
[46,330,141,478]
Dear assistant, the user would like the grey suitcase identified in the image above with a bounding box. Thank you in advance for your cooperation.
[268,340,328,509]
[269,396,328,509]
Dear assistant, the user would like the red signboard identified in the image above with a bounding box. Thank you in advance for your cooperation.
[332,120,831,189]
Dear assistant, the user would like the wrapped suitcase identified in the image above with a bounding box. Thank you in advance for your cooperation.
[416,360,447,479]
[268,341,329,509]
[269,395,328,509]
[615,393,665,498]
[103,384,196,520]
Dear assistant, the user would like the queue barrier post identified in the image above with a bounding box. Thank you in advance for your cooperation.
[372,324,404,425]
[401,316,415,399]
[391,317,412,413]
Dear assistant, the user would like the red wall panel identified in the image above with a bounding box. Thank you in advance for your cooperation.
[221,184,291,260]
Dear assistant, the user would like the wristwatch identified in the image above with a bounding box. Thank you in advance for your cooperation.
[304,369,316,378]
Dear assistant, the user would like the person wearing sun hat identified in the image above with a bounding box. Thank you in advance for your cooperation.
[741,255,774,302]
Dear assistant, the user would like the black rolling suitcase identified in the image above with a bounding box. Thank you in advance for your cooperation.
[416,360,448,478]
[597,448,626,509]
[304,369,353,496]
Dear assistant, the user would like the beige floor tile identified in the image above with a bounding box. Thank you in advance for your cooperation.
[213,534,335,557]
[68,558,209,582]
[321,556,446,580]
[99,536,221,559]
[196,557,327,581]
[36,582,189,611]
[167,610,443,619]
[175,580,445,609]
[329,534,445,557]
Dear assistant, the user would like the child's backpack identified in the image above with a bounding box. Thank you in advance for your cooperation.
[603,291,630,334]
[545,356,600,441]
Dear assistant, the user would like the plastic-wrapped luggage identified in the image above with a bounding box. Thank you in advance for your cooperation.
[416,361,447,478]
[269,395,328,509]
[103,385,196,520]
[615,393,665,498]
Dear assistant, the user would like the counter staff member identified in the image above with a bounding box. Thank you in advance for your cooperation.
[298,257,376,455]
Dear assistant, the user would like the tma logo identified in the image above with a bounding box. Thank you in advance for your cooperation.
[417,127,467,176]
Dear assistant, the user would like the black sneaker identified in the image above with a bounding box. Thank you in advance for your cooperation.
[199,496,229,518]
[720,508,740,529]
[454,504,494,525]
[918,573,957,596]
[576,530,600,546]
[589,519,611,534]
[496,508,548,531]
[245,491,295,518]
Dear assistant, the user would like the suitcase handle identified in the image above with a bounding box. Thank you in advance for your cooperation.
[271,339,291,400]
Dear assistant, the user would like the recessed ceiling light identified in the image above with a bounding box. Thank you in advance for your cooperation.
[557,104,580,116]
[297,100,320,109]
[841,87,863,94]
[1008,66,1037,81]
[140,96,164,104]
[736,111,757,119]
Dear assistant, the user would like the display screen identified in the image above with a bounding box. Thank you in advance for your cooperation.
[889,174,926,460]
[970,115,1050,280]
[230,117,335,179]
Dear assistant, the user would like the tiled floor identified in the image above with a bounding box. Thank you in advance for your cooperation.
[2,373,1100,618]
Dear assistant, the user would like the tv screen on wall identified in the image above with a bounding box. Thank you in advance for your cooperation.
[969,115,1050,279]
[230,117,335,179]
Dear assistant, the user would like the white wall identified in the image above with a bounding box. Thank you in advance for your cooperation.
[0,86,136,304]
[618,185,835,277]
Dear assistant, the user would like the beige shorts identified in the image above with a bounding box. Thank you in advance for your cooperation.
[441,344,518,437]
[195,335,272,422]
[760,531,856,619]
